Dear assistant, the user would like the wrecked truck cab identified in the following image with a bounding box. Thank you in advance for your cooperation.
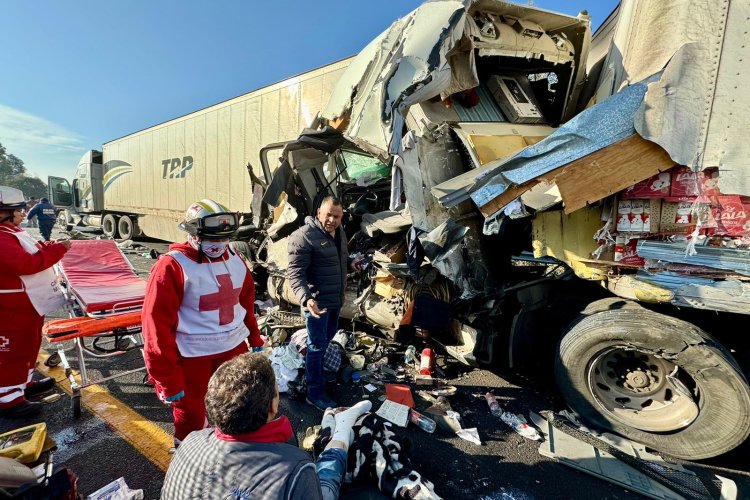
[249,0,750,460]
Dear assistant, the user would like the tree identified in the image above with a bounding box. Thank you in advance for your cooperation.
[0,141,46,197]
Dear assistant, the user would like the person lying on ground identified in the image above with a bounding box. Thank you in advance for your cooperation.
[161,352,372,500]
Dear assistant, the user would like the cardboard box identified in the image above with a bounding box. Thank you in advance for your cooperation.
[374,240,407,264]
[616,199,661,233]
[669,166,720,198]
[373,272,406,298]
[614,235,645,266]
[713,195,750,236]
[622,171,671,199]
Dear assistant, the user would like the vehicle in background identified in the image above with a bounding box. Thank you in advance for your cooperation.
[48,59,351,242]
[248,0,750,461]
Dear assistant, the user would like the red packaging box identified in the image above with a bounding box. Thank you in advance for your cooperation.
[622,171,671,199]
[670,166,720,197]
[712,196,750,236]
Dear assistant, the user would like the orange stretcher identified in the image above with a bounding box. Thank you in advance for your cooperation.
[43,239,148,417]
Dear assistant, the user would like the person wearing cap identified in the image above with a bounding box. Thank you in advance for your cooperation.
[0,186,71,419]
[26,197,57,241]
[141,198,264,445]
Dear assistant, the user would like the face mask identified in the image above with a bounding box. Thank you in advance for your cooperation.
[200,240,229,258]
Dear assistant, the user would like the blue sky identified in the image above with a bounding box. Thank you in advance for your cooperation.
[1,0,618,180]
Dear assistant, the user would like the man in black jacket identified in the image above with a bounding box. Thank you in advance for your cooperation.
[287,196,363,410]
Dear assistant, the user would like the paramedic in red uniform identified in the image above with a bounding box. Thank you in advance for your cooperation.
[142,199,264,446]
[0,186,71,419]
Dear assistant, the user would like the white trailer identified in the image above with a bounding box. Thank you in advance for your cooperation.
[49,58,351,242]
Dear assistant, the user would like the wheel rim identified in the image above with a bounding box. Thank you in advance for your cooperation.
[587,346,699,432]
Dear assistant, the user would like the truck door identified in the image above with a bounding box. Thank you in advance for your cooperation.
[47,176,73,209]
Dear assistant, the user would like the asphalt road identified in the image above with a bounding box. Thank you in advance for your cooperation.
[2,225,749,499]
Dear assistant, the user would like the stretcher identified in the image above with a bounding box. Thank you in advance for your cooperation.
[42,239,147,417]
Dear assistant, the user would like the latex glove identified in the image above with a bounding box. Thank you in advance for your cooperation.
[160,390,185,406]
[330,401,372,449]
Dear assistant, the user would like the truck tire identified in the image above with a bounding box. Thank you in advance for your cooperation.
[118,216,141,240]
[102,214,119,239]
[555,305,750,459]
[57,209,73,232]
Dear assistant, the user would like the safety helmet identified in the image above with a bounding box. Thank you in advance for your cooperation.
[178,199,239,239]
[0,186,27,210]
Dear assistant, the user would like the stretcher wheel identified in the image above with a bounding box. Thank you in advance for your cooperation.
[45,352,61,367]
[72,394,81,418]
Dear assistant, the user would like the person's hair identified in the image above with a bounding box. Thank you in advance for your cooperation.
[205,353,276,435]
[320,196,343,209]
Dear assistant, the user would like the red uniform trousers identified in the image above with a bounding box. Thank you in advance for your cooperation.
[171,341,249,441]
[0,310,44,408]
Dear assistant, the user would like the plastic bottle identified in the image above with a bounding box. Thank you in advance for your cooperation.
[484,393,503,418]
[419,348,433,376]
[352,372,361,384]
[404,345,417,364]
[409,409,436,433]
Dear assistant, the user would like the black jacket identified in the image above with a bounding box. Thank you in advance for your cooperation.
[287,216,348,309]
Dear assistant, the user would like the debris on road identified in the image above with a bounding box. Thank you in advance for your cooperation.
[485,393,542,441]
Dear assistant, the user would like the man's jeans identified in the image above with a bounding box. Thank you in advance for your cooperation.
[304,308,340,398]
[316,448,347,500]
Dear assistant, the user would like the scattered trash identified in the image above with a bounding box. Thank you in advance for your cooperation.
[558,409,590,433]
[419,348,434,375]
[348,354,365,370]
[86,477,143,500]
[430,386,456,397]
[404,345,417,364]
[385,384,415,408]
[364,383,377,393]
[41,393,61,404]
[409,409,437,433]
[456,428,482,446]
[485,393,541,441]
[376,400,409,427]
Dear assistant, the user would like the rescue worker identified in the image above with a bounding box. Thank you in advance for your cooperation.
[26,197,38,228]
[0,186,70,418]
[26,197,57,241]
[142,199,264,446]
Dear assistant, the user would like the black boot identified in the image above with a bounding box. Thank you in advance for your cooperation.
[25,377,55,397]
[0,400,43,419]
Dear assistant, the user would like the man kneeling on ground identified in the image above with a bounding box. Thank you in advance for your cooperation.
[161,353,371,500]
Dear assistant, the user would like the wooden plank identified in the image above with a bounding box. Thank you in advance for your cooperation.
[477,135,675,217]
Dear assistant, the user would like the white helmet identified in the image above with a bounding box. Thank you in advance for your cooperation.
[0,186,27,210]
[178,199,239,239]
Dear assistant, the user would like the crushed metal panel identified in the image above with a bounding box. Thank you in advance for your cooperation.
[598,0,750,196]
[467,81,650,213]
[477,134,675,218]
[637,241,750,277]
[531,207,607,280]
[634,271,750,315]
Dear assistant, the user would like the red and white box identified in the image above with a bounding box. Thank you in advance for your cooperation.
[616,199,660,232]
[622,171,671,199]
[670,166,720,198]
[713,195,750,236]
[614,235,645,266]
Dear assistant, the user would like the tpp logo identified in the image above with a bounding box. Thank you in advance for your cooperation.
[0,335,9,351]
[162,156,194,179]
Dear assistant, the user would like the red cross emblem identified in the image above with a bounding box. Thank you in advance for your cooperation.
[198,274,242,325]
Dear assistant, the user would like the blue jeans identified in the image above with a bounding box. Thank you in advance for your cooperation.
[316,448,347,500]
[304,308,340,398]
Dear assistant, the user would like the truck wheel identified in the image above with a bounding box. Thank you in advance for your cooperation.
[555,306,750,459]
[57,209,73,232]
[118,216,141,240]
[102,214,119,239]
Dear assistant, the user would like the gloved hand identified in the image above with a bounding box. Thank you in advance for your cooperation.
[160,390,185,406]
[328,401,372,450]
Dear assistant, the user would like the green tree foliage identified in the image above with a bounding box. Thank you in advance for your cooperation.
[0,141,47,198]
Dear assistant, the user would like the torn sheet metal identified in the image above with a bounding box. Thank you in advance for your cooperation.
[637,241,750,277]
[322,0,590,160]
[467,80,650,210]
[531,413,686,500]
[634,271,750,315]
[595,0,750,196]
